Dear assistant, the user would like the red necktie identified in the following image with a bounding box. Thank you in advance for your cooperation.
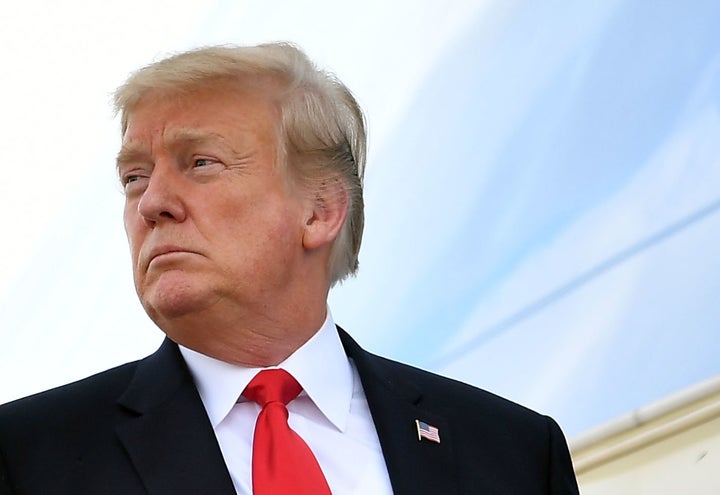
[243,369,332,495]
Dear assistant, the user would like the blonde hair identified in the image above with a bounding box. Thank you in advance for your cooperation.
[114,42,366,285]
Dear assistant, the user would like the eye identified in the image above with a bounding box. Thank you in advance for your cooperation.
[194,158,218,167]
[189,156,224,177]
[120,170,150,194]
[121,172,146,186]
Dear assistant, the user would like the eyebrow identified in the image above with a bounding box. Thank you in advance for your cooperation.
[164,128,233,149]
[116,146,147,169]
[115,129,236,172]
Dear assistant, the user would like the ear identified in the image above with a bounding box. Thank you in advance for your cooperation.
[302,177,348,251]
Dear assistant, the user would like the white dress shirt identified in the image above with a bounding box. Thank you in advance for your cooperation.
[179,311,394,494]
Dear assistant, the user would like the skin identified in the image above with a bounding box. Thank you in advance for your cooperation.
[118,82,347,366]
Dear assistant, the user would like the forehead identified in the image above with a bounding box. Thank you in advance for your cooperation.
[121,82,282,149]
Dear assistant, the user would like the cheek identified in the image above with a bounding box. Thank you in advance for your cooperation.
[123,208,144,261]
[264,208,306,262]
[225,203,304,264]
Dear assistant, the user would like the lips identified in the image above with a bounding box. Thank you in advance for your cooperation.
[145,245,198,268]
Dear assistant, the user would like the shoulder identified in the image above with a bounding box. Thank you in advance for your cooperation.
[0,338,184,428]
[367,350,548,424]
[340,327,545,425]
[0,359,141,430]
[0,358,145,491]
[342,331,579,492]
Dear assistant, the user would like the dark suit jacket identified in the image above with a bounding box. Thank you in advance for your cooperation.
[0,329,579,494]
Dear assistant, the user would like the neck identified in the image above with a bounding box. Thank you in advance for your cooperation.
[156,298,328,366]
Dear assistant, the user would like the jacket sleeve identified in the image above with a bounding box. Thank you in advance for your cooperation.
[546,416,580,494]
[0,443,15,495]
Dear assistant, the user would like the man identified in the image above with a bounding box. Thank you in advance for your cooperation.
[0,43,579,494]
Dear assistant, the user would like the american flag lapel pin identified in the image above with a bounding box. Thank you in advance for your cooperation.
[415,419,441,443]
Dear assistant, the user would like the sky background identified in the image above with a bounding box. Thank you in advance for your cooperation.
[1,0,719,439]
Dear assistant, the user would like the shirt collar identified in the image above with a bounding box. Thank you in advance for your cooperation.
[179,309,353,432]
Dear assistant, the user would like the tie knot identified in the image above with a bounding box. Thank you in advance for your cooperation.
[243,369,303,407]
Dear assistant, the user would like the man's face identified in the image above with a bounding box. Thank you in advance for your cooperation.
[119,84,309,337]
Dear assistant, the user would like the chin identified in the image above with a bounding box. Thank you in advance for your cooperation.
[140,276,214,321]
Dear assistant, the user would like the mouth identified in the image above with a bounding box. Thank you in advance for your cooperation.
[145,245,198,268]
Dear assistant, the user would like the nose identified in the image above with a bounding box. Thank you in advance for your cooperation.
[137,165,187,225]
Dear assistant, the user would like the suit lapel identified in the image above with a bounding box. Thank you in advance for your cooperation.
[339,329,460,495]
[115,339,236,495]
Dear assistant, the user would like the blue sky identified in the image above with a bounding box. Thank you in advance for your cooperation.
[1,1,719,438]
[330,0,720,434]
